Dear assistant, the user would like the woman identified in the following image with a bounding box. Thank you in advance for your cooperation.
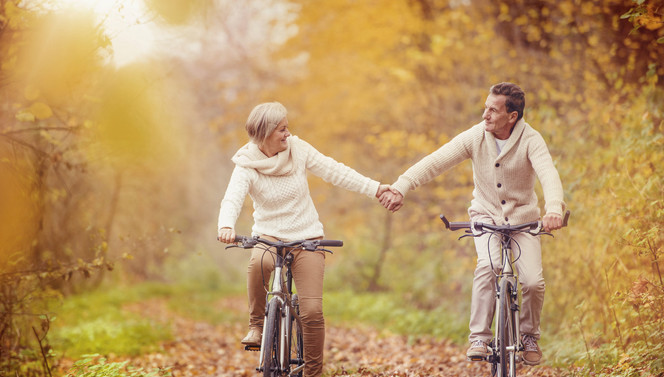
[217,102,388,377]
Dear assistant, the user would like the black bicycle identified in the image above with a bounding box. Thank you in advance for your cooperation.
[226,236,343,377]
[440,211,569,377]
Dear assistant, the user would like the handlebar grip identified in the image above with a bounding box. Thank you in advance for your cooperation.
[440,214,471,231]
[440,214,450,229]
[450,222,472,231]
[562,210,570,227]
[234,235,245,243]
[319,240,343,247]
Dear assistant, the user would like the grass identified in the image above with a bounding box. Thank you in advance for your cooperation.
[50,280,247,359]
[50,284,175,359]
[324,290,469,345]
[51,278,597,373]
[49,279,471,361]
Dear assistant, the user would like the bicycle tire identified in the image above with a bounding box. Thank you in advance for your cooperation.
[498,278,517,377]
[263,300,281,377]
[289,294,305,377]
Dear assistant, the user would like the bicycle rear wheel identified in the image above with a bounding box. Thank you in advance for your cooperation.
[498,278,517,377]
[262,299,281,377]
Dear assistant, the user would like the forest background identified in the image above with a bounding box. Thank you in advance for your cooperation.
[1,0,663,376]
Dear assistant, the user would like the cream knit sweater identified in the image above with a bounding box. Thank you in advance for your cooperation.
[218,136,380,240]
[391,119,565,225]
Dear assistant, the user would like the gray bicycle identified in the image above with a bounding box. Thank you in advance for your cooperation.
[227,236,342,377]
[440,211,569,377]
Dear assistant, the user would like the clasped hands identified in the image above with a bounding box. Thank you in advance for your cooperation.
[376,184,404,212]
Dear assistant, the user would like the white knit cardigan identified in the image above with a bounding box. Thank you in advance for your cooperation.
[391,119,565,225]
[218,136,380,240]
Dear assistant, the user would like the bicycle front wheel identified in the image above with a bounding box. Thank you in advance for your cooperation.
[497,278,518,377]
[289,294,305,377]
[263,299,281,377]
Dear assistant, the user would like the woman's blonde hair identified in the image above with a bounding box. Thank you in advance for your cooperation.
[245,102,288,144]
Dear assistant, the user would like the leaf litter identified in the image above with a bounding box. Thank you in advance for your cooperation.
[60,296,565,377]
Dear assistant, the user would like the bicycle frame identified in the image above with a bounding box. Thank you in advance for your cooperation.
[257,249,304,376]
[491,233,521,376]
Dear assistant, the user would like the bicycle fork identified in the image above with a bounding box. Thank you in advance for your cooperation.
[259,264,287,373]
[493,244,523,364]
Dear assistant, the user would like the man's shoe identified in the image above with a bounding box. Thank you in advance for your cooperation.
[466,340,489,361]
[522,335,542,365]
[241,328,262,346]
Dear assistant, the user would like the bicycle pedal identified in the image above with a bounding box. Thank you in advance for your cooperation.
[244,345,260,352]
[467,355,486,362]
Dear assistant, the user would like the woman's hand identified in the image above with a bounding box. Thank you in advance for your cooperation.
[376,184,392,198]
[379,188,404,212]
[217,227,236,243]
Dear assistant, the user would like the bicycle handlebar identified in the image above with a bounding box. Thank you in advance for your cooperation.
[228,235,343,251]
[440,210,570,234]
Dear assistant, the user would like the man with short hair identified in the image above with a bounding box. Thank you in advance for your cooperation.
[380,82,565,365]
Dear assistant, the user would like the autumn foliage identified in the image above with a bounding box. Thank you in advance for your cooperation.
[1,0,663,375]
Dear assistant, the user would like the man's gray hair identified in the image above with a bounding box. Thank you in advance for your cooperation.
[246,102,288,144]
[490,82,525,121]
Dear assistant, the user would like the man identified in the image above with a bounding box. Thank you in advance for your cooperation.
[380,82,565,365]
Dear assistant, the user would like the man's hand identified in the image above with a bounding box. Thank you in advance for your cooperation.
[542,213,563,232]
[376,184,391,198]
[217,227,236,243]
[379,188,404,212]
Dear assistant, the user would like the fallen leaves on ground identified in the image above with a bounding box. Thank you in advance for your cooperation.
[60,296,566,377]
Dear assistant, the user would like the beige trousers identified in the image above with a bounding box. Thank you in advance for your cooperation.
[469,230,545,344]
[247,237,326,377]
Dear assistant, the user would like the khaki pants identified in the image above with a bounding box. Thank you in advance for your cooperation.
[247,236,326,377]
[469,230,545,344]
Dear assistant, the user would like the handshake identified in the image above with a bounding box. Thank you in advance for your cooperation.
[376,185,404,212]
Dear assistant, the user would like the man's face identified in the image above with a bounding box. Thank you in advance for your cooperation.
[483,94,517,140]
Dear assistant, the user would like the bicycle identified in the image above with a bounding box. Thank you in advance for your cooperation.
[440,211,569,377]
[225,235,343,377]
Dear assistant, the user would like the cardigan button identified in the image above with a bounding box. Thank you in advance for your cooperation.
[501,200,506,205]
[495,163,500,167]
[497,183,502,188]
[505,217,509,222]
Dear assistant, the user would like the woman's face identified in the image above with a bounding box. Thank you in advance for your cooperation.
[261,117,290,157]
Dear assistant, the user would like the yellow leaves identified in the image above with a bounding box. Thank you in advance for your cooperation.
[3,0,26,29]
[389,67,414,82]
[15,102,53,122]
[365,130,438,160]
[498,3,511,22]
[29,102,51,119]
[0,152,39,268]
[143,0,213,25]
[636,13,663,30]
[514,15,528,27]
[91,63,185,169]
[13,9,108,103]
[587,34,600,47]
[24,86,39,101]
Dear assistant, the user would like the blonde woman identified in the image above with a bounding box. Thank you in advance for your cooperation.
[217,102,390,377]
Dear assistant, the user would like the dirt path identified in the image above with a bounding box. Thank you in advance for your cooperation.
[118,297,564,377]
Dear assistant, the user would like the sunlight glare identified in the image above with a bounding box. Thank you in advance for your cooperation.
[53,0,155,66]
